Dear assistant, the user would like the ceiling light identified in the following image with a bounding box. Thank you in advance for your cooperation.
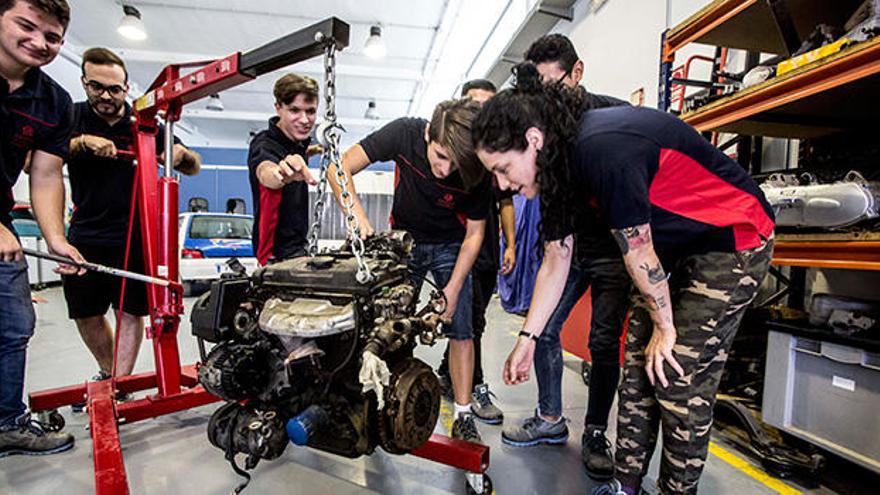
[364,25,386,58]
[206,94,224,111]
[364,100,380,120]
[117,5,147,41]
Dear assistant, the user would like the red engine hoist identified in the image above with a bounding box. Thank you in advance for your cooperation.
[27,18,490,495]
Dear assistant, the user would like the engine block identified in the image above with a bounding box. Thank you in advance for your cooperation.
[191,231,445,476]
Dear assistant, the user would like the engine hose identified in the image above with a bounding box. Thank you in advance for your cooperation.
[224,410,252,494]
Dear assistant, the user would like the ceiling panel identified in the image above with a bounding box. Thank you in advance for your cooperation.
[65,0,445,147]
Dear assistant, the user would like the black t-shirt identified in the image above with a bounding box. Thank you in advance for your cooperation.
[474,184,514,272]
[572,89,629,261]
[247,117,310,264]
[571,106,775,264]
[66,102,177,246]
[359,117,491,244]
[1,68,73,231]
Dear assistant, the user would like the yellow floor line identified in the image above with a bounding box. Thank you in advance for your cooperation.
[439,399,454,431]
[709,441,803,495]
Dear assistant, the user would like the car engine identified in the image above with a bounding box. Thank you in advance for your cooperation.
[190,231,445,485]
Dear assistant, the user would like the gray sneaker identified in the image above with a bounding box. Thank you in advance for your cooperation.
[471,383,503,425]
[451,413,482,444]
[501,410,568,447]
[0,413,74,458]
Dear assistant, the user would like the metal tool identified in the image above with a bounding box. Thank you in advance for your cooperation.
[22,247,170,287]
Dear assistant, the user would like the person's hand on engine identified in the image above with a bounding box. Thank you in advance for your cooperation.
[356,214,375,239]
[440,285,459,323]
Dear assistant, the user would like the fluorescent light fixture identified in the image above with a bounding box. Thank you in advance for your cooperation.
[206,94,224,111]
[364,99,380,120]
[364,25,386,58]
[117,5,147,41]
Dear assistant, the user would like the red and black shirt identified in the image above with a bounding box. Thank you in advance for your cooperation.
[247,117,309,265]
[360,117,491,245]
[572,106,774,263]
[1,68,73,231]
[67,102,176,246]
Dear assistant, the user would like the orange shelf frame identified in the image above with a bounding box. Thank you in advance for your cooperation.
[772,240,880,271]
[663,0,755,60]
[681,37,880,134]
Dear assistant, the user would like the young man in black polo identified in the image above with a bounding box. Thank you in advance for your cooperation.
[0,0,83,457]
[64,47,200,394]
[436,79,515,425]
[498,34,632,482]
[248,73,318,265]
[328,98,489,443]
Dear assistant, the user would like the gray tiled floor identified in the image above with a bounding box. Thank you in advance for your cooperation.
[0,286,854,494]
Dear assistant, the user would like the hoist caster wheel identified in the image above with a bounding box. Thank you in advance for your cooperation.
[465,473,493,495]
[581,360,592,386]
[35,409,66,432]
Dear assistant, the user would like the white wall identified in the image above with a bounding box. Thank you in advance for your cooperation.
[547,0,713,108]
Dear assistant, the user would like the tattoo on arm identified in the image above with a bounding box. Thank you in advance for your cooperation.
[611,225,652,255]
[646,294,668,310]
[639,262,667,284]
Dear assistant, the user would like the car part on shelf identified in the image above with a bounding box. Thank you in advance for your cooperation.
[760,171,880,228]
[809,293,880,335]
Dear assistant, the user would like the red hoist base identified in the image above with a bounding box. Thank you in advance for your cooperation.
[26,17,490,495]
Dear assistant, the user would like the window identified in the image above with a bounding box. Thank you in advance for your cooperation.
[189,216,253,239]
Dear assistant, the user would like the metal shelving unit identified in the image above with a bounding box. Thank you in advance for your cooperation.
[661,0,880,478]
[661,0,880,272]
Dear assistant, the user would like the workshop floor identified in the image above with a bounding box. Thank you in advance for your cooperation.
[1,286,875,494]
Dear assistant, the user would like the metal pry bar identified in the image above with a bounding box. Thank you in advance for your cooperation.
[22,247,171,287]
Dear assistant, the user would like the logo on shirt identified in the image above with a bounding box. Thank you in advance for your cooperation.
[11,125,35,149]
[436,192,455,210]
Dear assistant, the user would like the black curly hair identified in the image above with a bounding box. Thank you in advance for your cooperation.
[471,62,593,242]
[525,34,579,74]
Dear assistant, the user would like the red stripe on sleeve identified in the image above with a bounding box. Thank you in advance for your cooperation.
[650,148,774,251]
[257,185,282,265]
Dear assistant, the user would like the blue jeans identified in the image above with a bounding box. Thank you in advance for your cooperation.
[0,260,36,427]
[535,257,631,417]
[408,242,473,341]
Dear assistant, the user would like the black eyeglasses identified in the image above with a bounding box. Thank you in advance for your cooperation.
[84,80,126,97]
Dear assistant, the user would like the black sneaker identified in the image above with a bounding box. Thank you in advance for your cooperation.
[582,425,614,480]
[0,413,74,458]
[470,383,503,425]
[72,371,112,412]
[451,413,482,444]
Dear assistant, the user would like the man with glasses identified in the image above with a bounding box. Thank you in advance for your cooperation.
[498,33,631,483]
[64,47,200,401]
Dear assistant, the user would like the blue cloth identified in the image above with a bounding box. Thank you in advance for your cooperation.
[408,242,473,340]
[0,260,36,426]
[498,195,543,314]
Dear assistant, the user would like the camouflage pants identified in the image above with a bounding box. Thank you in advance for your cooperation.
[614,239,773,494]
